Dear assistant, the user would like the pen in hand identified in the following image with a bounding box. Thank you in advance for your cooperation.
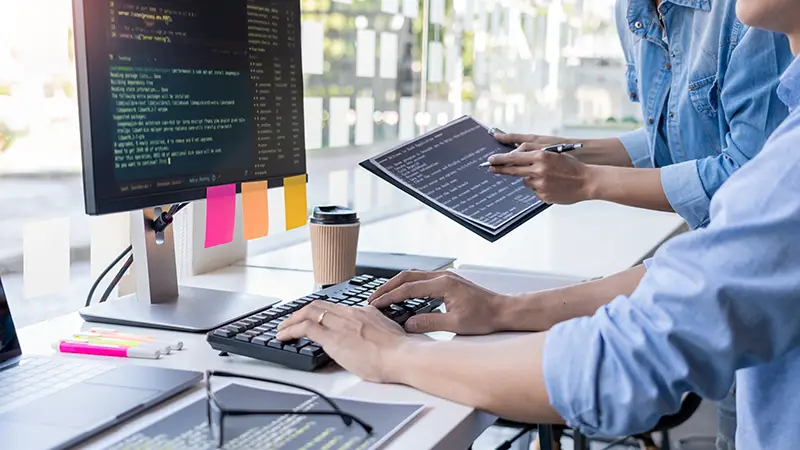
[479,142,584,167]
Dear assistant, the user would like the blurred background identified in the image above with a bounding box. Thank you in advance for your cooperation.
[0,0,642,327]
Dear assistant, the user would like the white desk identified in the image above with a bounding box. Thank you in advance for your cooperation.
[16,202,684,449]
[245,201,685,279]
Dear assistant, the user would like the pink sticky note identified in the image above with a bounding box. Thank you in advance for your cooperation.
[205,184,237,248]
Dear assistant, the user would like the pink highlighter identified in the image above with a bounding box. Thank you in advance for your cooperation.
[52,341,161,360]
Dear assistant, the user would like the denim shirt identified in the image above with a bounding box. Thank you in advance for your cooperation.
[543,53,800,450]
[614,0,792,228]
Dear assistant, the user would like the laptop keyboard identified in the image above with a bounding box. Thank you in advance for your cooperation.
[0,358,113,414]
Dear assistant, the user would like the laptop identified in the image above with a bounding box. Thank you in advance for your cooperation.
[0,276,203,450]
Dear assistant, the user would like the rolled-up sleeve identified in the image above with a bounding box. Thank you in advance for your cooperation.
[542,128,800,437]
[618,128,652,168]
[666,29,790,229]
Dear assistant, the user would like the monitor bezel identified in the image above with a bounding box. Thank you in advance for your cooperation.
[72,0,307,216]
[0,276,22,369]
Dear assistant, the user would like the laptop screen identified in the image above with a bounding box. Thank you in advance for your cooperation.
[0,276,21,363]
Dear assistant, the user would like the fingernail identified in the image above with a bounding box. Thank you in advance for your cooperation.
[404,319,417,333]
[276,330,286,340]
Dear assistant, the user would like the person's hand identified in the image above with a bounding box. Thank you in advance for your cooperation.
[368,271,508,335]
[493,132,570,152]
[276,301,409,383]
[487,151,597,205]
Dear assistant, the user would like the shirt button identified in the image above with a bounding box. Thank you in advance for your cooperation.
[648,118,654,125]
[666,63,672,70]
[669,112,675,119]
[635,21,643,29]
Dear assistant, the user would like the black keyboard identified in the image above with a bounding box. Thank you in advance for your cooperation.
[206,274,443,371]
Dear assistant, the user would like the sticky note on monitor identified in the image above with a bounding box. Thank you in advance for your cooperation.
[242,181,270,241]
[284,175,308,231]
[205,184,236,248]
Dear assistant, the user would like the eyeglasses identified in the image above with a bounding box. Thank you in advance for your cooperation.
[205,370,373,448]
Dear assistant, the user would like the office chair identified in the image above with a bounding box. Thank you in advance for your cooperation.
[488,393,703,450]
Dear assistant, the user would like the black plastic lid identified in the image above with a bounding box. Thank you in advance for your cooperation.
[310,205,359,225]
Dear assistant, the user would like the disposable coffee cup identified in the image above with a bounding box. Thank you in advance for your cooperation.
[309,206,360,287]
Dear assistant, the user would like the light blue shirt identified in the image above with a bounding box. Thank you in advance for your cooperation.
[543,54,800,449]
[614,0,792,228]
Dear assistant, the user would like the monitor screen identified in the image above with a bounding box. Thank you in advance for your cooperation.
[0,277,22,364]
[74,0,306,214]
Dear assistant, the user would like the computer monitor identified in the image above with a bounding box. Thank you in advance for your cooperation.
[73,0,306,332]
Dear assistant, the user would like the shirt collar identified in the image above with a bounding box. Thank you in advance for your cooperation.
[778,54,800,112]
[663,0,712,11]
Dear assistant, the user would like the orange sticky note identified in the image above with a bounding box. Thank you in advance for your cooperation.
[242,181,270,240]
[284,175,308,230]
[205,184,236,248]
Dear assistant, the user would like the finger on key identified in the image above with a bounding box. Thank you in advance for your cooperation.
[369,270,439,303]
[370,277,445,309]
[276,320,329,342]
[278,301,347,331]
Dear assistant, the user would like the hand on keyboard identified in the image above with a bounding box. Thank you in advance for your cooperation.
[276,301,409,383]
[368,271,510,335]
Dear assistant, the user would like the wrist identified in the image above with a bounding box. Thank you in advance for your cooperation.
[386,339,427,385]
[493,292,554,332]
[582,164,608,201]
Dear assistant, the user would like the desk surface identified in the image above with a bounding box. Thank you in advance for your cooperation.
[16,203,684,449]
[246,201,685,279]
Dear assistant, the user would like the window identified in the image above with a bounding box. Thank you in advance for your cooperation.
[0,0,632,326]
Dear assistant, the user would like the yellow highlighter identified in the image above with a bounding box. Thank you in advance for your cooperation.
[72,334,171,355]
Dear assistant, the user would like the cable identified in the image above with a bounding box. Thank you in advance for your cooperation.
[99,255,133,304]
[85,203,189,307]
[85,245,132,307]
[598,436,635,450]
[495,425,536,450]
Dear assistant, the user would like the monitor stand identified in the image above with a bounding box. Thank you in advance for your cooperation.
[80,208,279,333]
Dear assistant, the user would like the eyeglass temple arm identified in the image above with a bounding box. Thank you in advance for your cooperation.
[206,370,356,427]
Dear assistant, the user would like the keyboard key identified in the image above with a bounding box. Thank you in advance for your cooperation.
[299,345,324,357]
[235,334,253,342]
[213,328,236,338]
[267,340,284,349]
[267,320,282,328]
[342,300,358,306]
[253,326,270,333]
[332,294,348,301]
[282,341,302,353]
[252,336,271,346]
[296,338,313,348]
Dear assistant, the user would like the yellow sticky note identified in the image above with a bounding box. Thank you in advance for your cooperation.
[284,175,308,230]
[242,181,270,240]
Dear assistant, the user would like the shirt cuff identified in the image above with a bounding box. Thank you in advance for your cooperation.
[661,160,711,229]
[543,318,603,435]
[643,258,654,269]
[618,128,652,168]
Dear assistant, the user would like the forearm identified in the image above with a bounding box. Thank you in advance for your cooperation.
[571,138,634,167]
[393,334,564,424]
[586,166,674,212]
[495,265,647,331]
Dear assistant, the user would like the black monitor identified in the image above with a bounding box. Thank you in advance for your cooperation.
[74,0,307,331]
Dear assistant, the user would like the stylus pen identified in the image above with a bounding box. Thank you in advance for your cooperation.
[52,340,161,360]
[72,334,171,355]
[479,143,584,168]
[88,328,184,351]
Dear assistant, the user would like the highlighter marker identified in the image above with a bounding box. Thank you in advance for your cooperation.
[72,334,170,354]
[52,340,161,359]
[88,328,184,351]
